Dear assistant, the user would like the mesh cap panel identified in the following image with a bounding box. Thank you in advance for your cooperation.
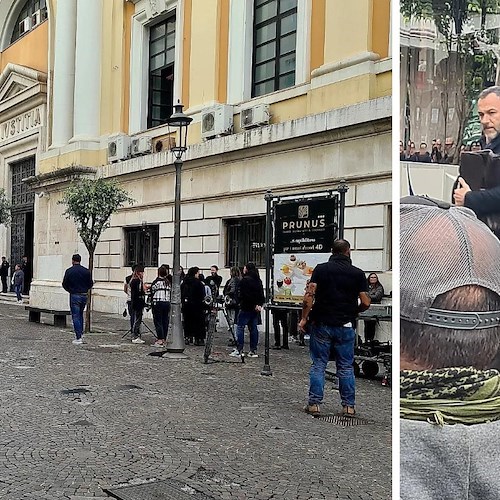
[401,203,500,324]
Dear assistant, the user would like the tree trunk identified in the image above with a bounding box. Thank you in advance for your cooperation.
[86,251,94,333]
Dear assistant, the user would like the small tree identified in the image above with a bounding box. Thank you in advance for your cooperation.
[0,188,11,226]
[60,178,134,332]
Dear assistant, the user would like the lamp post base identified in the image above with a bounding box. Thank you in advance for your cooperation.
[261,364,273,376]
[163,351,189,360]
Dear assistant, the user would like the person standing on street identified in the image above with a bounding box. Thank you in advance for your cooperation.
[12,264,24,303]
[150,265,171,347]
[205,265,223,298]
[181,266,206,346]
[223,266,241,345]
[299,239,371,417]
[129,264,148,344]
[21,255,31,295]
[124,265,136,332]
[231,262,265,358]
[62,254,93,344]
[363,272,384,343]
[0,256,9,293]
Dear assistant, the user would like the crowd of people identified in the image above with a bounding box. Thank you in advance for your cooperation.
[399,137,482,164]
[121,262,266,357]
[59,248,388,420]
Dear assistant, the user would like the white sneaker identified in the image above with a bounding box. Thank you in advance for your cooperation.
[247,351,259,358]
[229,349,242,357]
[132,337,145,344]
[72,339,83,345]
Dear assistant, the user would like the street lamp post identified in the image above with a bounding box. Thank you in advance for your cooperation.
[165,101,192,357]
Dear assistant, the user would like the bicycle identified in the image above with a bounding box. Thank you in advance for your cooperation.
[203,296,244,364]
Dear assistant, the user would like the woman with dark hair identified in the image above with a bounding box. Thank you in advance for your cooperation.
[363,272,384,343]
[181,266,206,345]
[223,266,242,345]
[130,265,147,344]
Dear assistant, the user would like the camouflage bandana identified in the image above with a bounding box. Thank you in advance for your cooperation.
[400,367,500,425]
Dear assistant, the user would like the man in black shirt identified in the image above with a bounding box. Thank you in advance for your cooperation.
[299,240,370,417]
[62,254,93,344]
[204,265,222,298]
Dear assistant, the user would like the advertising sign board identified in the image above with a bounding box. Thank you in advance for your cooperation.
[273,196,338,304]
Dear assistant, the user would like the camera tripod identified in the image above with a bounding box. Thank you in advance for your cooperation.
[203,298,244,364]
[122,306,157,340]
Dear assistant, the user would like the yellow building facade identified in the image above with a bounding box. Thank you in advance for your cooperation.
[0,0,392,312]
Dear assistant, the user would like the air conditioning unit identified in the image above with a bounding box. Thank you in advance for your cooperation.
[19,17,31,36]
[31,9,47,27]
[130,136,152,156]
[108,135,130,163]
[240,104,270,129]
[201,104,233,139]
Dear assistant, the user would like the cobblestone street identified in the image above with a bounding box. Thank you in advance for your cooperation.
[0,300,391,499]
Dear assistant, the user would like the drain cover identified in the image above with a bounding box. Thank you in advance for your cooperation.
[314,414,371,426]
[104,479,214,499]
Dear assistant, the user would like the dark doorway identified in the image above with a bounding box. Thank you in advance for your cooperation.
[10,157,35,293]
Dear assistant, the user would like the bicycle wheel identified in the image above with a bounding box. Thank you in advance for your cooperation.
[203,310,217,363]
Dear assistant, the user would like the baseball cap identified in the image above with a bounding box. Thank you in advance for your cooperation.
[401,196,500,329]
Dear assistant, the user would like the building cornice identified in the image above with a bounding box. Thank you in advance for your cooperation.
[102,96,391,179]
[23,165,97,191]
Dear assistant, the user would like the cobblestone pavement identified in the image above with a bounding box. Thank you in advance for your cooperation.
[0,301,391,499]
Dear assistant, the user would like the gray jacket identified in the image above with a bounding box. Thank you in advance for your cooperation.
[401,418,500,499]
[13,269,24,287]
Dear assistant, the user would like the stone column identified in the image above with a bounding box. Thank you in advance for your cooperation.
[50,0,77,148]
[71,0,102,143]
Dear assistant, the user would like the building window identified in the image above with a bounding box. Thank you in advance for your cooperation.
[252,0,297,97]
[125,225,159,268]
[148,15,176,129]
[226,217,266,268]
[11,0,47,44]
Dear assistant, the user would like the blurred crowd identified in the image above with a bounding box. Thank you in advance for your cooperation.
[400,138,482,165]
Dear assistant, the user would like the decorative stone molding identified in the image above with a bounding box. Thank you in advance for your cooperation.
[23,165,97,191]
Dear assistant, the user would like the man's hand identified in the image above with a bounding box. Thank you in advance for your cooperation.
[255,305,262,312]
[298,318,307,333]
[453,177,471,206]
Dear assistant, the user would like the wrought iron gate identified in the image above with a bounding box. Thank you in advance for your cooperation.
[10,157,35,269]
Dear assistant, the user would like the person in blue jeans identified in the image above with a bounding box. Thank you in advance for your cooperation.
[299,239,371,416]
[230,262,265,358]
[62,254,93,345]
[12,264,24,303]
